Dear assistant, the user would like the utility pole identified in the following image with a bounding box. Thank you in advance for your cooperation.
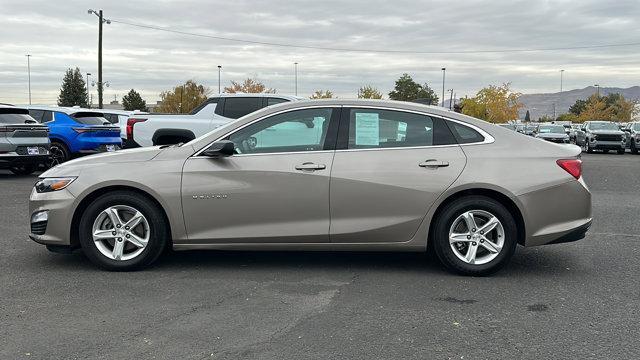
[25,54,32,105]
[88,9,110,109]
[217,65,222,94]
[560,69,564,92]
[294,62,298,96]
[594,84,600,96]
[86,73,91,108]
[441,68,446,107]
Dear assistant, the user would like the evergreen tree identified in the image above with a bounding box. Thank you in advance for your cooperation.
[388,74,439,104]
[524,110,531,122]
[122,89,148,111]
[57,67,88,107]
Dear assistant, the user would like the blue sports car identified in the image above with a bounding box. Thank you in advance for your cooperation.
[25,106,122,166]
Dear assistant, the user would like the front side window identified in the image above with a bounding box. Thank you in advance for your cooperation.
[222,98,263,119]
[346,109,456,149]
[228,108,334,154]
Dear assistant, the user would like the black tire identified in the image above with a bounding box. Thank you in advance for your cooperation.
[586,141,593,153]
[631,141,638,154]
[432,195,518,276]
[617,149,625,155]
[78,191,169,271]
[48,141,70,168]
[9,164,36,175]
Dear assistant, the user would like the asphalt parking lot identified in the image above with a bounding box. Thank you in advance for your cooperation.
[1,152,639,359]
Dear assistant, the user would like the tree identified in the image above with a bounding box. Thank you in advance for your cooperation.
[556,113,579,123]
[460,83,523,123]
[388,74,439,104]
[224,78,275,93]
[524,110,531,122]
[357,85,383,99]
[122,89,148,112]
[157,80,210,114]
[416,83,439,105]
[57,67,88,107]
[577,94,612,122]
[310,90,334,99]
[569,99,587,115]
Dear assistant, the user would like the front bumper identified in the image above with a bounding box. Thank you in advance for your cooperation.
[28,187,76,246]
[590,140,625,150]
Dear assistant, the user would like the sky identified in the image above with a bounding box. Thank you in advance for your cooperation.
[1,0,640,106]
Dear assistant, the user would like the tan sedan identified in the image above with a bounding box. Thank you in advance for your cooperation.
[29,100,591,275]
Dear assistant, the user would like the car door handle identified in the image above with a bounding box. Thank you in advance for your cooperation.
[419,159,449,168]
[295,162,326,171]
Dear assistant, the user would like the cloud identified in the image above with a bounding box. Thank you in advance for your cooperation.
[1,0,640,105]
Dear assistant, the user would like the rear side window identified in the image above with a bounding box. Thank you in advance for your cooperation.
[267,97,288,106]
[346,109,456,149]
[103,113,119,124]
[447,121,485,144]
[28,109,44,122]
[0,108,37,124]
[222,98,263,119]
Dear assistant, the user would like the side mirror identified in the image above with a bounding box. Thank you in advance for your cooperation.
[202,140,235,157]
[581,127,586,131]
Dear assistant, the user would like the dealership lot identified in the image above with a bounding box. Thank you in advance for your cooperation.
[1,153,639,359]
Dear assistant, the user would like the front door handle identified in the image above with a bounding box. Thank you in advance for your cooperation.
[419,159,449,168]
[295,162,326,171]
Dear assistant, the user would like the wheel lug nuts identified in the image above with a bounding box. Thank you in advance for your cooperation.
[125,234,130,238]
[125,226,130,230]
[112,231,116,235]
[472,228,476,232]
[467,235,471,239]
[117,238,123,242]
[480,239,484,243]
[116,224,121,228]
[472,242,477,246]
[480,231,484,235]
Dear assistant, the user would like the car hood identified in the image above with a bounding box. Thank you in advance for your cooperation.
[537,133,568,138]
[41,147,164,177]
[589,129,623,135]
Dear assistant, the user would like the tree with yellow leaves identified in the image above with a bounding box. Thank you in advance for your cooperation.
[461,83,523,123]
[310,90,334,99]
[224,78,275,94]
[157,80,210,114]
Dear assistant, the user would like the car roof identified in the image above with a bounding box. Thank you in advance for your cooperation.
[210,93,303,101]
[21,105,105,116]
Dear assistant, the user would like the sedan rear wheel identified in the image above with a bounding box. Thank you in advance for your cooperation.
[432,195,517,276]
[79,191,168,270]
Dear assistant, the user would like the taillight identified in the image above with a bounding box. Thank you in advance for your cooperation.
[126,118,147,140]
[557,159,582,180]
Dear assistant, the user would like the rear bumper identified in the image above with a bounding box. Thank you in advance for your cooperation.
[518,179,592,246]
[0,154,50,167]
[69,137,122,153]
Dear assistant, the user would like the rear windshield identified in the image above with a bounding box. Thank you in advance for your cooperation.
[71,112,110,125]
[0,108,37,124]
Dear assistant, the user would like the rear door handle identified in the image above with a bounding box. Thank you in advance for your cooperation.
[295,162,326,171]
[419,159,449,168]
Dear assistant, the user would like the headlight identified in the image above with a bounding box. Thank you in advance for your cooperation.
[34,177,76,193]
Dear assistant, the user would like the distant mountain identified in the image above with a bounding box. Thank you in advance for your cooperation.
[517,86,640,121]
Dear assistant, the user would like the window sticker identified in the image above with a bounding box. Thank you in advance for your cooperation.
[355,112,380,146]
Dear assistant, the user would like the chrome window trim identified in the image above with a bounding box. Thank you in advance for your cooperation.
[192,104,494,157]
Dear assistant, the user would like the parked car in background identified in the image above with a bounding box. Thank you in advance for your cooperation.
[569,124,581,143]
[29,99,591,276]
[0,105,50,174]
[127,93,301,148]
[499,124,517,131]
[535,124,570,144]
[25,106,122,165]
[622,121,640,154]
[100,109,148,145]
[523,124,538,136]
[575,121,626,154]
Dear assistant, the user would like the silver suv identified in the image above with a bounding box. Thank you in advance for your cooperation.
[0,105,50,175]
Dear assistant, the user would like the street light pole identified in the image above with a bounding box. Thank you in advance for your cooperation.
[88,9,110,109]
[441,68,446,107]
[560,69,564,92]
[25,54,31,105]
[594,84,600,96]
[86,73,91,107]
[448,89,454,110]
[294,62,298,96]
[217,65,222,94]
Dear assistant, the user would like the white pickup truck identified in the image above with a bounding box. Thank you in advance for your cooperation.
[125,93,301,147]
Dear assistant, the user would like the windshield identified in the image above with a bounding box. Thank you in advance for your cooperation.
[589,122,619,131]
[538,125,565,134]
[634,123,640,131]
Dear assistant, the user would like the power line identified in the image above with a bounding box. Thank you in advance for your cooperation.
[109,19,640,55]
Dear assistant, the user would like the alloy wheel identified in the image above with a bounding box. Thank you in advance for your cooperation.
[48,144,66,167]
[448,210,505,265]
[91,205,150,261]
